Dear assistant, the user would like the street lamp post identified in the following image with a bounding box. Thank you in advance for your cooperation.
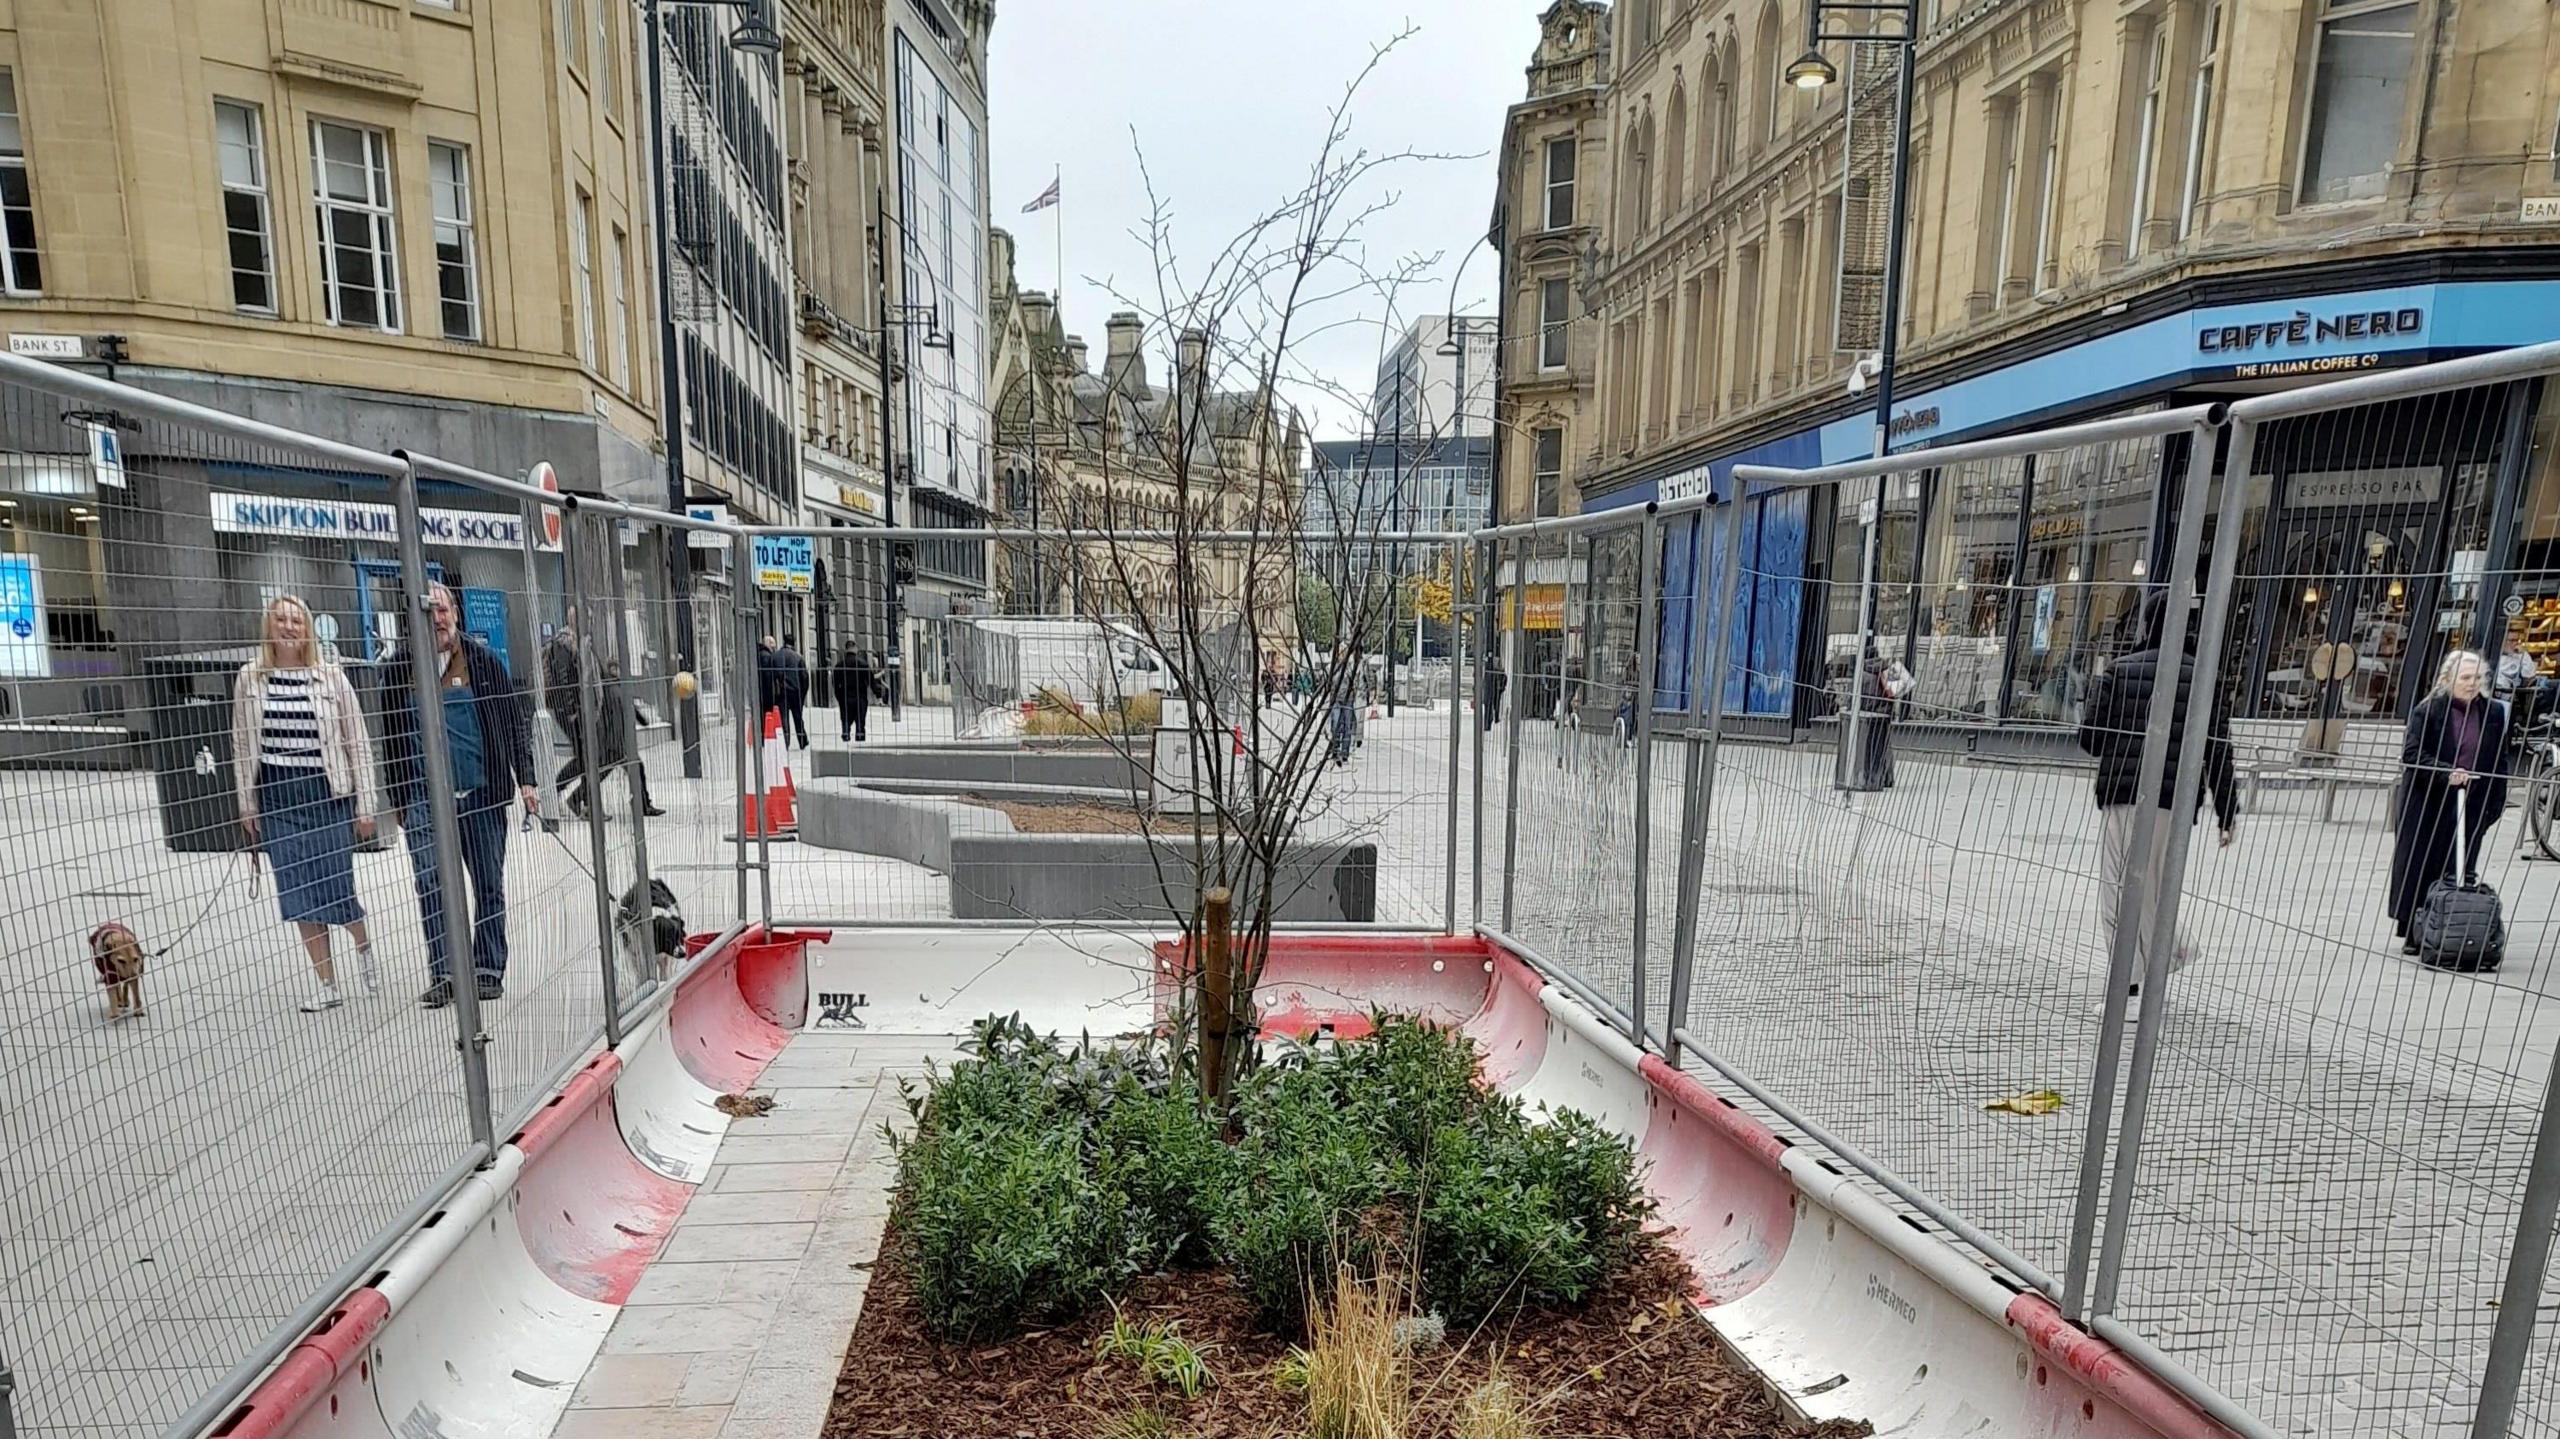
[644,0,779,777]
[1790,0,1916,792]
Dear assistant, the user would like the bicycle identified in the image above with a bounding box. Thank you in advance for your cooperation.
[2520,713,2560,860]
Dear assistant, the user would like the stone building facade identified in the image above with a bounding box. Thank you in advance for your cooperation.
[1498,0,2560,735]
[0,0,679,723]
[988,229,1303,649]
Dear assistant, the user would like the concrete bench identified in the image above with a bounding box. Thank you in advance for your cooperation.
[2231,717,2400,824]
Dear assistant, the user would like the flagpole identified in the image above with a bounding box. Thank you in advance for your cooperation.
[1052,163,1063,316]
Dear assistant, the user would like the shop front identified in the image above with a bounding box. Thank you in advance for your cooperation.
[1583,271,2560,739]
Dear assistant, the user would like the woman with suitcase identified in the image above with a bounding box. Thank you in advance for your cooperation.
[2390,650,2510,958]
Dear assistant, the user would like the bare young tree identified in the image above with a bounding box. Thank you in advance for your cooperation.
[999,29,1478,1106]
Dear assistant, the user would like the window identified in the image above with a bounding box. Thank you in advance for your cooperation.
[2299,0,2415,204]
[214,100,274,311]
[596,0,621,113]
[1533,427,1563,518]
[571,188,596,365]
[0,69,38,295]
[1539,277,1569,370]
[2180,0,2223,236]
[2126,28,2167,259]
[1992,104,2021,304]
[310,120,400,330]
[608,225,631,386]
[428,142,479,340]
[558,0,588,72]
[1543,137,1576,229]
[2032,119,2059,287]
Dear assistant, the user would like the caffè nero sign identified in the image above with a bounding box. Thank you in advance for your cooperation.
[2197,305,2426,355]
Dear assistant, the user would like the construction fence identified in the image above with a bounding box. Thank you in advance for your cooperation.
[1,339,2559,1439]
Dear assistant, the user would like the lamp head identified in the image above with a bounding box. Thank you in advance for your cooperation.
[1787,50,1838,90]
[730,0,782,54]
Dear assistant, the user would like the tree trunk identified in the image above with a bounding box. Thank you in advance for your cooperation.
[1198,886,1236,1106]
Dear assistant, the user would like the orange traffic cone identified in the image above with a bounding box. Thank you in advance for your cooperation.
[740,708,799,838]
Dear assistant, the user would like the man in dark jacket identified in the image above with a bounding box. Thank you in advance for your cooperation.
[776,633,810,749]
[543,620,587,798]
[2077,588,2237,987]
[755,633,785,726]
[833,645,875,742]
[380,583,538,1009]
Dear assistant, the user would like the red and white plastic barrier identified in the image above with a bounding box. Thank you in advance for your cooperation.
[1218,932,2244,1439]
[739,709,798,838]
[206,928,815,1439]
[216,926,2242,1439]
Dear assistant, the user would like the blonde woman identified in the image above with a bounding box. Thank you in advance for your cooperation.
[233,596,380,1011]
[2389,649,2511,954]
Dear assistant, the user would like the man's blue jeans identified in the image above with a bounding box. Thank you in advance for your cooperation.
[404,797,511,981]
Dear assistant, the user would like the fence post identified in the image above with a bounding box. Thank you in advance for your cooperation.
[2471,1040,2560,1437]
[1443,535,1465,934]
[1627,508,1662,1047]
[519,493,564,832]
[2077,415,2239,1319]
[1471,536,1492,929]
[1664,495,1748,1066]
[731,531,774,928]
[1500,535,1528,932]
[560,504,624,1045]
[391,453,498,1150]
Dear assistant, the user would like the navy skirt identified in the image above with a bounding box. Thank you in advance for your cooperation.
[258,763,365,927]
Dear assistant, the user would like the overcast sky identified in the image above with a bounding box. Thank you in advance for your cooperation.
[987,1,1554,440]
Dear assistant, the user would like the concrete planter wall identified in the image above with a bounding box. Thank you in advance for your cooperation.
[798,751,1377,924]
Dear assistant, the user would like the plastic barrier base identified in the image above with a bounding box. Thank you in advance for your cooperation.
[212,927,818,1439]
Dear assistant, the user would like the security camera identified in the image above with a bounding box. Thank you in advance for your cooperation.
[1844,352,1883,397]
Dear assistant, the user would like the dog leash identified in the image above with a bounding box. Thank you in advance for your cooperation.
[148,849,265,959]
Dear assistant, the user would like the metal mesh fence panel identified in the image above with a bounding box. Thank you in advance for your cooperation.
[0,373,490,1435]
[1670,434,2187,1301]
[764,530,1459,949]
[1500,520,1650,1028]
[2099,378,2560,1439]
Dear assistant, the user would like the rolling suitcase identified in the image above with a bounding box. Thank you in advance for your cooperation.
[2416,788,2505,974]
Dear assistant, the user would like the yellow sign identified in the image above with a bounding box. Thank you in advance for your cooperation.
[836,483,877,515]
[1501,584,1567,632]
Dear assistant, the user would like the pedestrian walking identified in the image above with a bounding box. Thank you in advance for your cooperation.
[776,633,811,749]
[233,595,379,1013]
[834,645,875,742]
[562,658,665,819]
[2077,589,2237,987]
[2390,649,2510,955]
[1481,655,1508,732]
[543,620,587,799]
[378,583,537,1010]
[756,633,785,726]
[1837,641,1914,790]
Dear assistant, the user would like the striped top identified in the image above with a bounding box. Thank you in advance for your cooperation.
[258,668,326,770]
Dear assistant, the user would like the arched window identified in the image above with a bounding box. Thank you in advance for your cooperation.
[1634,114,1657,231]
[1664,85,1690,213]
[1719,40,1741,171]
[1698,56,1722,185]
[1757,2,1784,141]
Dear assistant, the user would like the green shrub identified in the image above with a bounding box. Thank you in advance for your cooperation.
[891,1119,1136,1341]
[1097,1080,1228,1269]
[1330,1015,1487,1165]
[1214,1062,1401,1328]
[1418,1107,1654,1324]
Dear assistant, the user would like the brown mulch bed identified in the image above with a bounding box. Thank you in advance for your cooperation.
[965,794,1150,835]
[824,1230,1871,1439]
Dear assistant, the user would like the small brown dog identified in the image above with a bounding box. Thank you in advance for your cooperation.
[88,922,146,1021]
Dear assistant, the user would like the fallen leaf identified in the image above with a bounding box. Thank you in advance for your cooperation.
[1626,1310,1656,1335]
[715,1092,776,1118]
[1984,1089,2066,1117]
